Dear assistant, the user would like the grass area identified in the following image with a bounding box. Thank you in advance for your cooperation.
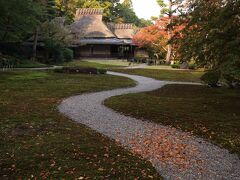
[0,71,161,179]
[86,59,132,67]
[112,69,204,82]
[14,60,49,68]
[105,84,240,156]
[63,60,129,69]
[144,65,174,70]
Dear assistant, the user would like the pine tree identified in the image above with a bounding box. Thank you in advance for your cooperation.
[157,0,183,64]
[0,0,44,42]
[122,0,133,8]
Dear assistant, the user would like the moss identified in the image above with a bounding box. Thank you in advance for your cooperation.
[0,71,160,179]
[105,84,240,156]
[112,68,204,82]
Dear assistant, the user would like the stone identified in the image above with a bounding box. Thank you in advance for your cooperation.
[180,62,189,69]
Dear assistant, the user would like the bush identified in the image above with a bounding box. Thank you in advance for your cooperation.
[189,63,197,70]
[221,61,240,88]
[44,40,74,63]
[147,59,155,65]
[171,62,180,69]
[134,54,148,63]
[54,67,108,75]
[201,70,221,87]
[98,68,107,74]
[0,55,17,68]
[53,48,74,63]
[63,48,73,62]
[52,47,64,63]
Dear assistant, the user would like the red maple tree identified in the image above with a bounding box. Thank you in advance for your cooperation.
[133,16,185,60]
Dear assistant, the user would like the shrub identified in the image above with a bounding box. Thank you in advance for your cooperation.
[54,68,64,73]
[221,61,240,88]
[147,59,155,65]
[53,49,64,63]
[63,48,73,62]
[189,63,196,70]
[98,68,107,74]
[171,62,180,69]
[158,59,166,65]
[0,55,17,68]
[134,54,148,63]
[55,67,108,75]
[54,67,98,74]
[201,70,221,87]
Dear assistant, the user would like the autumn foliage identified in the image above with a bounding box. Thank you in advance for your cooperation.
[133,16,185,60]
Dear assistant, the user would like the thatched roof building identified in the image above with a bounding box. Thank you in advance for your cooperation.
[70,8,136,58]
[25,8,136,59]
[71,9,116,39]
[109,23,133,39]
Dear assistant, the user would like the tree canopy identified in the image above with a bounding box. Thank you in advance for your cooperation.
[133,23,167,60]
[156,0,184,63]
[114,2,152,27]
[0,0,151,44]
[172,0,240,86]
[133,16,184,60]
[54,0,150,26]
[0,0,45,42]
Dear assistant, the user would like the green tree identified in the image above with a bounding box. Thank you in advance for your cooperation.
[0,0,44,42]
[173,0,240,86]
[138,18,153,27]
[32,0,57,60]
[55,0,121,22]
[151,16,158,22]
[114,1,151,27]
[55,0,149,27]
[122,0,133,8]
[114,3,139,25]
[157,0,183,63]
[41,17,73,63]
[55,0,81,22]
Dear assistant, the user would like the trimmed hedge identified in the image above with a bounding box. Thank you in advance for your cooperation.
[201,70,220,87]
[54,67,107,75]
[189,63,197,70]
[171,63,180,69]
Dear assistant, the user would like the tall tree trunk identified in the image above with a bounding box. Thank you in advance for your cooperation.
[32,27,39,60]
[165,0,173,64]
[166,42,172,64]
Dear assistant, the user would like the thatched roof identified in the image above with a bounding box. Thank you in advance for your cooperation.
[25,9,136,47]
[109,24,134,39]
[71,8,116,39]
[76,38,123,45]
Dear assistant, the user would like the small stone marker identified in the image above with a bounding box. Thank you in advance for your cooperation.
[180,62,189,69]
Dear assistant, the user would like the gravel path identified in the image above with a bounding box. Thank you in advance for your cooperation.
[58,71,240,180]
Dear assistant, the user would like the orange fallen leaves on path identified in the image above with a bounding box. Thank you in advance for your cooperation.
[127,127,204,172]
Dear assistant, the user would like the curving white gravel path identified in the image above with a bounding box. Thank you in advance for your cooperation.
[58,71,240,180]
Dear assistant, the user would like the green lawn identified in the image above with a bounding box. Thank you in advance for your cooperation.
[86,59,132,67]
[14,60,49,68]
[144,65,176,70]
[63,60,128,69]
[105,84,240,156]
[0,71,160,179]
[112,69,204,82]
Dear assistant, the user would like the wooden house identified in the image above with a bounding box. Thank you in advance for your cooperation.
[70,8,136,59]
